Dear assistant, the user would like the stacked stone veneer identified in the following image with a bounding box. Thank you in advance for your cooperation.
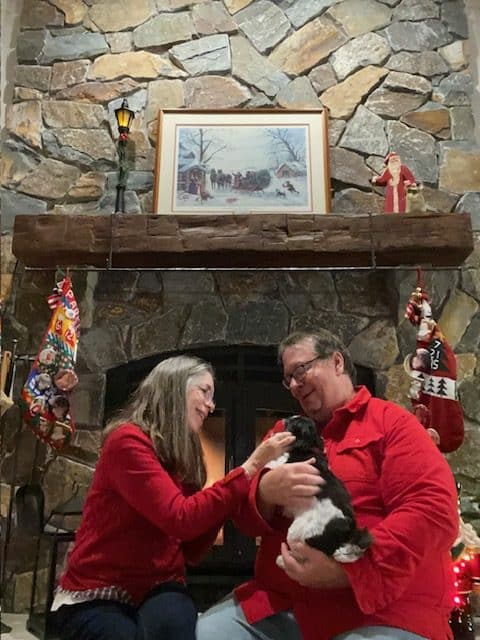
[2,0,480,225]
[0,0,480,612]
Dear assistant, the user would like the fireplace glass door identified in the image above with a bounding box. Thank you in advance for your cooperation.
[195,379,297,575]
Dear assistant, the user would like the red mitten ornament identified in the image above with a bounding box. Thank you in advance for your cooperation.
[21,276,80,449]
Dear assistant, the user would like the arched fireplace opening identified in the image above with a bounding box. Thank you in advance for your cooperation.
[105,346,375,610]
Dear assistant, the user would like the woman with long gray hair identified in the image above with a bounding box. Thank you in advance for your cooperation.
[52,354,294,640]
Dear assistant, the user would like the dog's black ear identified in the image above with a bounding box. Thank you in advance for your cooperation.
[284,415,303,432]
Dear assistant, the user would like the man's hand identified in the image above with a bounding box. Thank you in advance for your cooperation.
[257,460,323,519]
[278,541,350,589]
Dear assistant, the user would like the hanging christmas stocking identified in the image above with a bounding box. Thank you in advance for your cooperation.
[21,276,80,449]
[404,274,464,453]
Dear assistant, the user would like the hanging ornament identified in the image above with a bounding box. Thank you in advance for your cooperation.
[448,485,479,639]
[20,275,80,449]
[452,554,473,595]
[456,514,480,594]
[450,593,476,640]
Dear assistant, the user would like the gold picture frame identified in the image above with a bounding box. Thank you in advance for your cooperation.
[153,109,331,214]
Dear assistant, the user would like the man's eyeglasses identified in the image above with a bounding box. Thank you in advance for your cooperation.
[282,356,323,390]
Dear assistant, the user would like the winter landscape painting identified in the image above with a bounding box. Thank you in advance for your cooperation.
[153,110,330,214]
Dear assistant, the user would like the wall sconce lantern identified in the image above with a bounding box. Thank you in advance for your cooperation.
[114,98,135,214]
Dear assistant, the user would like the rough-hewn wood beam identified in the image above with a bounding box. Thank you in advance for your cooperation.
[12,212,473,269]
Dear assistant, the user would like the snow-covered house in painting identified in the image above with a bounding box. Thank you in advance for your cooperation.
[275,161,306,178]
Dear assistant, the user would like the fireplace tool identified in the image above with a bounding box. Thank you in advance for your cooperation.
[0,343,36,633]
[15,436,45,536]
[1,339,18,634]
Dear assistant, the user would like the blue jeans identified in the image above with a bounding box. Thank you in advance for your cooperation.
[55,582,197,640]
[196,593,428,640]
[196,594,302,640]
[334,627,428,640]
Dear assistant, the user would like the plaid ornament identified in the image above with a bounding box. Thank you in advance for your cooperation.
[404,277,464,453]
[21,276,80,449]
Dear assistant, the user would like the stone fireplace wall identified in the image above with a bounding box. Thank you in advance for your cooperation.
[2,264,479,611]
[1,0,480,226]
[0,0,479,612]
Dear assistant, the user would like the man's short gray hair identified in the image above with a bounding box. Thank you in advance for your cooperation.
[278,330,356,381]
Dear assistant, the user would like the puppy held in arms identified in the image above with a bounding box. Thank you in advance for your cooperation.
[273,415,373,568]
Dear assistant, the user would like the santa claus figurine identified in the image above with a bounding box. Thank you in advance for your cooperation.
[371,151,416,213]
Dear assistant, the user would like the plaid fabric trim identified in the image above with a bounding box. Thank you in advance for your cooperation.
[53,584,134,606]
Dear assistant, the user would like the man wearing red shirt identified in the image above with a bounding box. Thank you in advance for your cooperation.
[197,330,458,640]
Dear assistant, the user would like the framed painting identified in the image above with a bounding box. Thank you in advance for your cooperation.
[152,109,331,214]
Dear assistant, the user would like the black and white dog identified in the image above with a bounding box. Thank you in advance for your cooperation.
[273,415,373,566]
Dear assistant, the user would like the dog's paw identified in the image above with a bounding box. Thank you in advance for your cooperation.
[276,554,286,569]
[333,544,365,563]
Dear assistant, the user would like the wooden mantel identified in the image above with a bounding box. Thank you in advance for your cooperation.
[12,212,474,269]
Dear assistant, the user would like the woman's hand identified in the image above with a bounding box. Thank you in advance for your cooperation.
[242,432,295,479]
[278,541,350,589]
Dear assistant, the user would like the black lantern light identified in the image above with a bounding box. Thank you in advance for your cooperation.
[114,98,135,213]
